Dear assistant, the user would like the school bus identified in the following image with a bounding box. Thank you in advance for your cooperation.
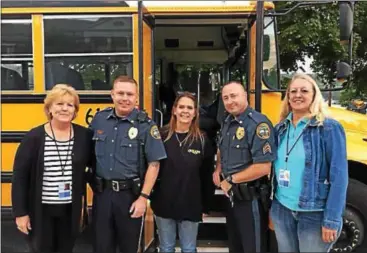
[1,0,366,252]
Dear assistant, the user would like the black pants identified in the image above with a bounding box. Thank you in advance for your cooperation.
[226,199,267,253]
[34,204,74,253]
[92,189,143,253]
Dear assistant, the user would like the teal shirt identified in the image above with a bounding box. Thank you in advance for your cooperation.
[274,113,310,211]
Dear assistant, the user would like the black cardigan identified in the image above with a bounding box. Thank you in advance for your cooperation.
[11,123,93,248]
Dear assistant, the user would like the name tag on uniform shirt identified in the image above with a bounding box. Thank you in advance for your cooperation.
[58,182,71,199]
[278,169,290,188]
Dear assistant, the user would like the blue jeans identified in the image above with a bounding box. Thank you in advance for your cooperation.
[270,199,341,252]
[155,216,199,253]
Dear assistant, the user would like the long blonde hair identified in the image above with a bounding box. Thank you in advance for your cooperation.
[279,73,327,124]
[162,92,203,146]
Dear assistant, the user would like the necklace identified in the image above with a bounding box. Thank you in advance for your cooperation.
[175,132,189,147]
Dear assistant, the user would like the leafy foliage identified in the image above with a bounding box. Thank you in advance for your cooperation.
[274,1,367,103]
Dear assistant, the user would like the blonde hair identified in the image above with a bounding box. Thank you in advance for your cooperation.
[44,84,80,121]
[280,73,327,124]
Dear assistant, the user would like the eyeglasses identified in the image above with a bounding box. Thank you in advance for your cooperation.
[289,88,311,96]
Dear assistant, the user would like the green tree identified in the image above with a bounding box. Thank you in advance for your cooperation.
[274,1,367,103]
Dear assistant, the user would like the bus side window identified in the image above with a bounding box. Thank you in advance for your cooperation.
[1,15,33,91]
[1,67,28,90]
[43,15,133,90]
[45,62,85,90]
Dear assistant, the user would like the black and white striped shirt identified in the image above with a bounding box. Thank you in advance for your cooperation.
[42,134,74,204]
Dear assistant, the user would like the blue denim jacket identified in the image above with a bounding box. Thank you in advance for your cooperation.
[272,116,348,230]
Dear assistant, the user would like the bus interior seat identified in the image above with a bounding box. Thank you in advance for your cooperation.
[199,71,211,93]
[91,79,106,90]
[216,92,226,124]
[199,71,215,104]
[45,62,85,90]
[181,70,198,94]
[1,67,28,90]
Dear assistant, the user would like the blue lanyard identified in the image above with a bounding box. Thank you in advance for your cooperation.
[285,122,309,164]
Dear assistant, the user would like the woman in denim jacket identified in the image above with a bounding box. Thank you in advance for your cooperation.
[270,73,348,252]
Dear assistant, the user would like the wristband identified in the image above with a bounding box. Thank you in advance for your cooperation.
[225,175,233,184]
[140,192,149,199]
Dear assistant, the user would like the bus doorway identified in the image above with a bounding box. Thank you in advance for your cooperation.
[153,21,249,126]
[152,18,251,249]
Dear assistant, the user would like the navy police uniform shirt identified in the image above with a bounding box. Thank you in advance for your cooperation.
[219,106,276,176]
[90,107,167,180]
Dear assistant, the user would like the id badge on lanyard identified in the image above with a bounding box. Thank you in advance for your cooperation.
[278,169,290,188]
[58,182,71,199]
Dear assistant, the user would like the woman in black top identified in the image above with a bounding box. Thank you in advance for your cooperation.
[151,92,215,253]
[11,84,93,253]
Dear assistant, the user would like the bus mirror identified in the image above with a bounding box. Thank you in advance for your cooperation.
[336,61,352,82]
[339,1,354,44]
[263,35,270,62]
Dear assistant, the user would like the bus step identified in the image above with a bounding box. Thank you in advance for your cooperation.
[176,240,228,252]
[201,211,226,223]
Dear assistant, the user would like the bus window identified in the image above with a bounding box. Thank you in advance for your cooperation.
[175,64,221,107]
[1,17,33,90]
[43,15,133,90]
[263,17,279,89]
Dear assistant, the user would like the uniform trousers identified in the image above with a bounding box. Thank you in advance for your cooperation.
[226,198,267,253]
[32,204,74,253]
[92,189,143,253]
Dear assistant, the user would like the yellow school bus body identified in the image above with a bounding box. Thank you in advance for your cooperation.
[1,2,275,251]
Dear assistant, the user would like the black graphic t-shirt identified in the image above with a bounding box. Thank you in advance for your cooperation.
[151,130,215,222]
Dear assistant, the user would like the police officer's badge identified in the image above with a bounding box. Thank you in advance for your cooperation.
[128,127,138,139]
[236,127,245,140]
[256,123,270,139]
[150,125,161,139]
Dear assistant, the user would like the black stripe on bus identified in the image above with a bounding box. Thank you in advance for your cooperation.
[2,172,13,183]
[1,207,12,220]
[1,132,26,143]
[1,94,112,104]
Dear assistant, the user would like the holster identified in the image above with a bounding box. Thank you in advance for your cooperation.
[238,183,259,201]
[258,183,271,211]
[131,178,142,198]
[232,181,263,203]
[94,177,104,193]
[231,184,243,201]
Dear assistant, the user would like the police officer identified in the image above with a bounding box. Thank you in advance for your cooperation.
[90,76,167,253]
[212,81,276,253]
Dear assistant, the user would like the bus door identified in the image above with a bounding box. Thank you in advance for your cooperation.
[137,3,156,252]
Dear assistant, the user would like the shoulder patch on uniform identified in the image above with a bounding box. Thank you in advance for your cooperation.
[150,125,161,139]
[256,123,271,139]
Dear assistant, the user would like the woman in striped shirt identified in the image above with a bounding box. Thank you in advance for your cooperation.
[12,84,94,253]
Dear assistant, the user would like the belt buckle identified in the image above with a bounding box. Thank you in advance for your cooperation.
[112,181,120,192]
